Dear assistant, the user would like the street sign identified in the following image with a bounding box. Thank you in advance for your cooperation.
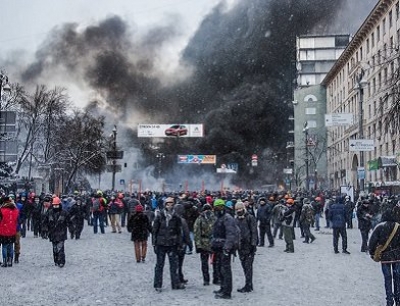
[349,139,374,151]
[106,151,124,159]
[325,113,353,126]
[106,164,122,172]
[251,154,258,160]
[251,160,258,167]
[283,168,293,174]
[357,167,365,180]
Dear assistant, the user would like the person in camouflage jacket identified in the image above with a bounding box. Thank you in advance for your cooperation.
[194,204,216,286]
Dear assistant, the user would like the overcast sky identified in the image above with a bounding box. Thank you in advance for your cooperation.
[0,0,229,55]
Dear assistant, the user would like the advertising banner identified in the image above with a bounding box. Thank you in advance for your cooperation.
[177,155,216,164]
[216,163,238,173]
[138,124,204,138]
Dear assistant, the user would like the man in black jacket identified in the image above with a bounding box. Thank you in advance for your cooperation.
[152,197,184,292]
[256,197,274,247]
[211,198,237,300]
[369,205,400,306]
[235,201,258,293]
[43,196,70,267]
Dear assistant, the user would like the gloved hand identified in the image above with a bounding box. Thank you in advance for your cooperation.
[153,245,158,254]
[223,249,230,256]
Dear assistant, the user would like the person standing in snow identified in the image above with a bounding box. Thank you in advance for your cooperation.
[43,196,70,267]
[69,197,86,240]
[281,198,296,253]
[127,204,152,263]
[235,201,257,293]
[193,203,217,286]
[211,198,237,299]
[329,196,350,254]
[152,197,185,292]
[300,198,316,244]
[357,199,373,252]
[256,197,274,247]
[369,205,400,306]
[0,196,19,267]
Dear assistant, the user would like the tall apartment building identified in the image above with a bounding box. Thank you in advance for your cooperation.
[292,34,349,190]
[323,0,400,193]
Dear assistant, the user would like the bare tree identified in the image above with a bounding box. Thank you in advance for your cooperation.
[51,110,107,192]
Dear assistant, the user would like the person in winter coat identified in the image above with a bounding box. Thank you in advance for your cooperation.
[91,191,107,234]
[281,198,296,253]
[13,194,24,263]
[300,199,316,244]
[211,198,237,300]
[0,197,19,267]
[312,196,323,231]
[43,196,70,267]
[108,194,123,233]
[152,197,184,292]
[344,195,355,229]
[128,204,152,263]
[69,197,86,239]
[357,199,373,252]
[40,195,52,239]
[271,199,285,239]
[235,201,257,293]
[256,197,274,247]
[329,196,350,254]
[31,196,42,238]
[173,203,192,284]
[369,205,400,306]
[194,203,217,286]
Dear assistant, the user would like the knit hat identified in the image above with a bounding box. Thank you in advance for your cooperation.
[225,200,233,209]
[135,204,144,212]
[164,197,174,204]
[52,197,61,205]
[235,201,245,210]
[213,199,225,207]
[202,204,212,211]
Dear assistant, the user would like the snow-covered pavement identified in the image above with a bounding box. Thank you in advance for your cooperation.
[4,221,384,306]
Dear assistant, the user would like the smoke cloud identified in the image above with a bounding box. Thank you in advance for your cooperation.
[12,0,377,190]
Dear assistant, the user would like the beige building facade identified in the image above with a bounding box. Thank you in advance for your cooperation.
[323,0,400,193]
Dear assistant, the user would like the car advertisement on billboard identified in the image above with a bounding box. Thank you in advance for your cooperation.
[177,155,216,164]
[137,124,204,138]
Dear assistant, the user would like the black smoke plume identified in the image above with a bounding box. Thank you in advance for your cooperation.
[16,0,376,189]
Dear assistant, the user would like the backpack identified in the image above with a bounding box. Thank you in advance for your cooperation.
[92,198,102,212]
[303,205,314,223]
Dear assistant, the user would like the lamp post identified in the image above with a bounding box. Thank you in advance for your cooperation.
[156,152,165,178]
[0,71,11,106]
[356,71,368,192]
[111,125,117,191]
[303,122,309,191]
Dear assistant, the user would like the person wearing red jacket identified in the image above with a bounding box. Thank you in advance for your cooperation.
[0,196,19,267]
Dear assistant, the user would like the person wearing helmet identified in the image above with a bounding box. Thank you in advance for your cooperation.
[281,198,296,253]
[43,196,70,267]
[40,195,52,239]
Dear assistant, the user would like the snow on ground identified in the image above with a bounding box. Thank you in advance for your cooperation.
[3,219,384,306]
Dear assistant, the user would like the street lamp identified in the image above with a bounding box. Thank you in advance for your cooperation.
[0,71,11,104]
[355,70,368,191]
[156,152,165,178]
[303,121,309,191]
[111,125,117,191]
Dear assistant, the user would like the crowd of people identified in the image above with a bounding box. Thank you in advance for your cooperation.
[0,189,400,304]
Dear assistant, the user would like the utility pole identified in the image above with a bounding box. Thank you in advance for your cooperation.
[303,122,309,191]
[111,125,117,191]
[357,71,367,192]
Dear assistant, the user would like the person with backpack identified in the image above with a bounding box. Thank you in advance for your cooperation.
[300,198,316,244]
[235,201,257,293]
[91,190,107,234]
[211,198,238,300]
[271,199,285,240]
[194,203,217,286]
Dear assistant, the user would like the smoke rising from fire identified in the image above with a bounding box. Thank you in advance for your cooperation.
[11,0,376,190]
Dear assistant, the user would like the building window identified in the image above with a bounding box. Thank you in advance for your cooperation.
[373,78,376,93]
[378,72,382,89]
[360,47,363,60]
[369,104,372,118]
[384,67,388,85]
[307,120,317,128]
[383,19,386,36]
[393,140,397,155]
[301,62,315,73]
[335,35,349,47]
[374,101,377,115]
[390,11,393,28]
[366,39,370,53]
[386,142,389,154]
[305,108,316,115]
[372,32,375,48]
[377,26,381,42]
[397,2,400,20]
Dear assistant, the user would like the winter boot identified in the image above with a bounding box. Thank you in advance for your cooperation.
[1,258,7,267]
[7,257,13,267]
[14,253,19,264]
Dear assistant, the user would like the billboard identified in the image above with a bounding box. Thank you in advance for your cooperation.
[177,155,216,164]
[216,163,238,174]
[138,124,204,138]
